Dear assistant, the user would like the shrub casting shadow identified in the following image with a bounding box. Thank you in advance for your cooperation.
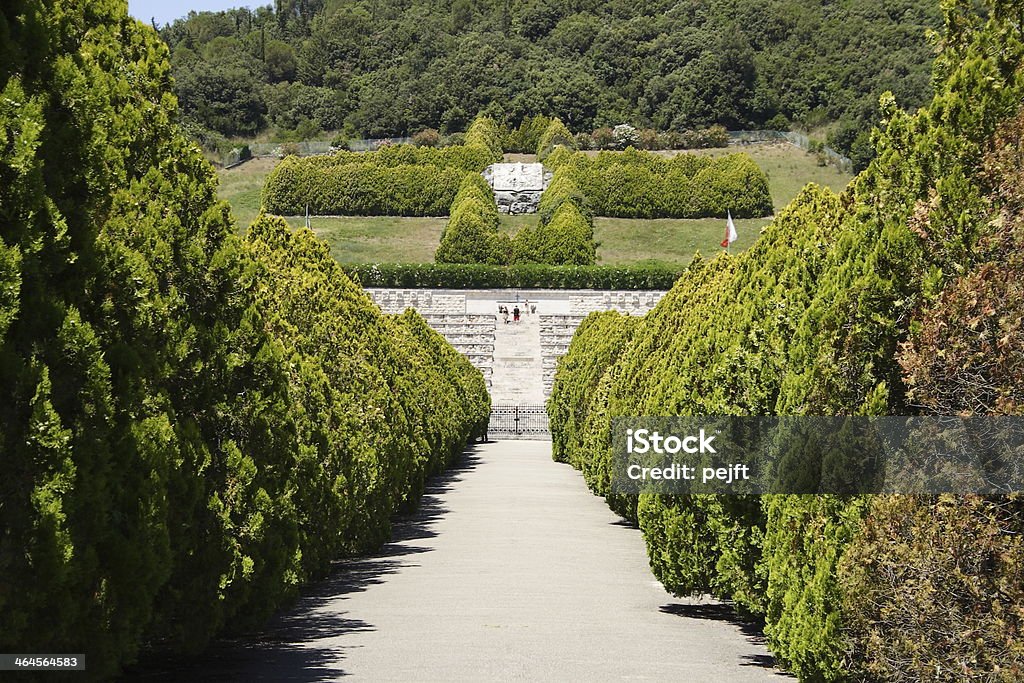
[658,602,794,677]
[122,447,482,681]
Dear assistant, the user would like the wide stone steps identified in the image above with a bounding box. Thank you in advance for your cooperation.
[366,289,669,400]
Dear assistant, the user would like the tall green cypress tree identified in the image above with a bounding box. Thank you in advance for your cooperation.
[1,2,490,677]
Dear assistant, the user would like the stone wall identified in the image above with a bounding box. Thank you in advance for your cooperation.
[366,288,666,401]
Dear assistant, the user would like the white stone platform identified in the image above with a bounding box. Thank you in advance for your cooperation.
[366,288,667,402]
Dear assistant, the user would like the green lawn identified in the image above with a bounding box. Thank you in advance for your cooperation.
[501,214,767,265]
[594,216,768,265]
[217,143,852,266]
[699,142,851,210]
[310,216,446,263]
[217,157,276,230]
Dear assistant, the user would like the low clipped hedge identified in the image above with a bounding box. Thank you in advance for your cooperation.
[344,262,685,289]
[263,160,466,216]
[556,148,773,218]
[261,116,503,215]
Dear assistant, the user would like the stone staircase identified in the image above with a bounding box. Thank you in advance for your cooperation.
[540,314,587,396]
[490,312,545,404]
[421,314,496,392]
[365,287,668,402]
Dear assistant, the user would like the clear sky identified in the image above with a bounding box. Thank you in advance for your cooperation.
[128,1,268,27]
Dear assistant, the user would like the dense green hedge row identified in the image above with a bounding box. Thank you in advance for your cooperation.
[548,311,639,520]
[263,159,466,216]
[551,148,773,219]
[464,116,505,161]
[549,2,1024,680]
[434,169,597,266]
[261,116,503,215]
[344,262,685,289]
[0,3,489,678]
[512,201,596,265]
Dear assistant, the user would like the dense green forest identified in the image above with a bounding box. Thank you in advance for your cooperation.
[0,0,488,677]
[549,0,1024,679]
[157,0,941,163]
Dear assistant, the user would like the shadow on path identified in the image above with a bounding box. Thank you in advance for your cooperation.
[122,448,482,682]
[659,602,795,678]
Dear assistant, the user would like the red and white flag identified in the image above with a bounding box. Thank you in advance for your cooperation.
[720,210,737,249]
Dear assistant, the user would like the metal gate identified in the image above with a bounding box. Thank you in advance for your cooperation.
[488,404,550,439]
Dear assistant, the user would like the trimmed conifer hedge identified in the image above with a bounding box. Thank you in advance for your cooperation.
[464,116,505,162]
[261,117,503,215]
[513,200,596,265]
[537,117,577,160]
[263,159,466,216]
[0,4,490,678]
[513,169,596,266]
[553,148,773,218]
[345,262,684,289]
[434,173,512,264]
[435,167,597,267]
[549,2,1024,680]
[547,311,639,520]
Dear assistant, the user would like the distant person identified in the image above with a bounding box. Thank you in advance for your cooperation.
[502,307,509,324]
[523,299,530,315]
[531,303,536,314]
[513,306,520,322]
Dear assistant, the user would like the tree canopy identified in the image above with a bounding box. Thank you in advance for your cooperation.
[0,1,489,677]
[159,0,941,159]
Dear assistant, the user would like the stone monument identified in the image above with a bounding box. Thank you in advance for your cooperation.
[482,162,553,214]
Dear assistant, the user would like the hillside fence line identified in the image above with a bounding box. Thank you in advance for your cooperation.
[728,130,854,173]
[223,131,853,174]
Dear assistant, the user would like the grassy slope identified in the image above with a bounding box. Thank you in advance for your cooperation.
[217,143,852,265]
[218,157,446,262]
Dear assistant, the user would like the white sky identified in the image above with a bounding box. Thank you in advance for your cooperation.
[128,1,269,27]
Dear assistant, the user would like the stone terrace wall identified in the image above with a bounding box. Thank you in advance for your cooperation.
[367,288,667,401]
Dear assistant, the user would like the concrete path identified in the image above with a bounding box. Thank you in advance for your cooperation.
[129,441,789,682]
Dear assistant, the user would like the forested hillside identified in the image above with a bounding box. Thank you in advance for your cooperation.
[0,1,488,677]
[549,0,1024,679]
[158,0,940,162]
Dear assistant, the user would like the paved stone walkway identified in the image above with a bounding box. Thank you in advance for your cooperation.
[491,311,545,404]
[129,441,789,681]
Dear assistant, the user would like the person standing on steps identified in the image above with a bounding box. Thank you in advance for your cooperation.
[513,306,520,322]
